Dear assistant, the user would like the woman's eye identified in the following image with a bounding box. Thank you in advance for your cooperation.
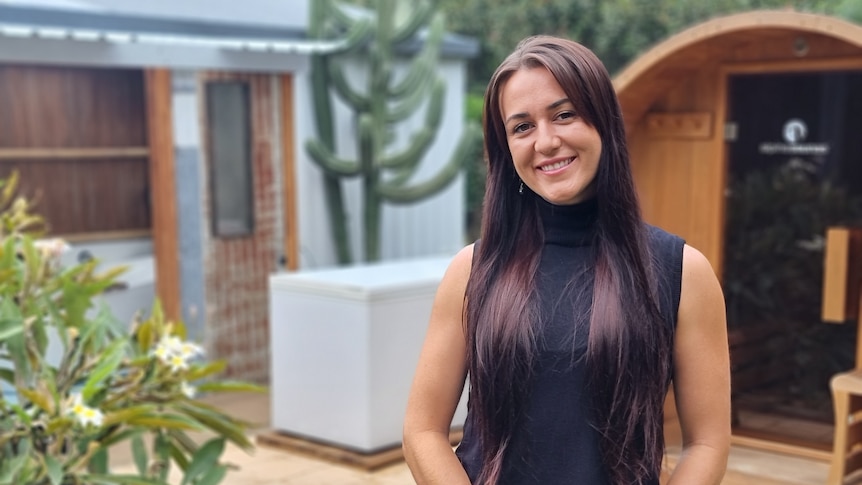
[513,123,530,134]
[557,111,576,120]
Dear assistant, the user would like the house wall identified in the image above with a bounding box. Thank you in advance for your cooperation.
[1,22,472,382]
[81,0,309,31]
[293,57,468,268]
[172,70,208,340]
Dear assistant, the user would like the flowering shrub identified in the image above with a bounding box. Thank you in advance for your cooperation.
[0,172,264,484]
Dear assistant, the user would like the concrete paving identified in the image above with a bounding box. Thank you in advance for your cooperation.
[110,392,829,484]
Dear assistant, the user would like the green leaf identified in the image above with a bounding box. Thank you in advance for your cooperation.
[102,404,159,426]
[167,439,190,472]
[88,446,109,474]
[81,338,127,401]
[184,360,227,381]
[17,387,53,414]
[126,413,205,431]
[194,464,228,485]
[45,454,63,485]
[7,402,32,426]
[79,474,168,485]
[0,299,29,382]
[167,429,198,455]
[195,381,266,394]
[154,432,171,482]
[0,318,23,341]
[0,438,30,484]
[175,403,252,451]
[132,433,149,476]
[0,455,28,485]
[180,438,225,485]
[21,237,40,286]
[97,427,138,448]
[0,368,14,385]
[136,319,154,355]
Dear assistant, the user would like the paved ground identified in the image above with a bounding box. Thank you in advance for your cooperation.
[111,392,830,484]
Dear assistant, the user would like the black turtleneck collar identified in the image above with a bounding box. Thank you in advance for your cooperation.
[536,196,598,247]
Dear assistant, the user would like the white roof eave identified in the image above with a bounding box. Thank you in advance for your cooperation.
[0,22,344,55]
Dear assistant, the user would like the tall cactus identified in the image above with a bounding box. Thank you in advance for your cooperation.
[307,0,481,263]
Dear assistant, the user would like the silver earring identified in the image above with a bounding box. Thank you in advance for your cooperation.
[518,181,524,195]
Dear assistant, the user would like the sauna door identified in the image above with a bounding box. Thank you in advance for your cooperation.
[724,70,862,449]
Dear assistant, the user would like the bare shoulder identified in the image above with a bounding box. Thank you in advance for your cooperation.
[680,245,722,301]
[677,244,726,336]
[440,243,475,290]
[677,244,727,338]
[682,244,716,279]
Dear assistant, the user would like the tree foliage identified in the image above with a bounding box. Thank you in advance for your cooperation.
[438,0,859,86]
[0,173,264,485]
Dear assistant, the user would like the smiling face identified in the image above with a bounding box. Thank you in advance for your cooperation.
[499,67,602,206]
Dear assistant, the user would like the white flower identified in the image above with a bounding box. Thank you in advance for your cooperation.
[180,381,197,399]
[151,335,205,373]
[67,393,103,428]
[168,354,189,373]
[34,238,70,262]
[177,341,205,360]
[151,335,180,365]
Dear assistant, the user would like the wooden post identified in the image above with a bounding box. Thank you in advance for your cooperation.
[822,227,859,324]
[144,69,181,321]
[280,74,299,271]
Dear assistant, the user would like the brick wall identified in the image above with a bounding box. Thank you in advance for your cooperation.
[200,72,282,383]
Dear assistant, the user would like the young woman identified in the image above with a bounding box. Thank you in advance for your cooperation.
[403,36,730,484]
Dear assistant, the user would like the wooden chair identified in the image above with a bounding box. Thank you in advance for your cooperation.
[830,369,862,484]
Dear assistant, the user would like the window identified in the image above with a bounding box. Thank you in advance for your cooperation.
[206,81,254,237]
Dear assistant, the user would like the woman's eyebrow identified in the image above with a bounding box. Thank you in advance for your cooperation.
[504,98,572,125]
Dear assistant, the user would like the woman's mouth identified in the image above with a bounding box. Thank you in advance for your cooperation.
[539,157,575,172]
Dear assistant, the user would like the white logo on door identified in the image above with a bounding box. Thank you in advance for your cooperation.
[783,119,807,144]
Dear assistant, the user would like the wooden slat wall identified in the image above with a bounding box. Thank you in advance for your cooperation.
[0,65,147,148]
[629,66,726,272]
[0,65,150,236]
[0,159,149,234]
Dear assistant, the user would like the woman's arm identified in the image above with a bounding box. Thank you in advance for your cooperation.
[668,245,731,484]
[403,245,474,484]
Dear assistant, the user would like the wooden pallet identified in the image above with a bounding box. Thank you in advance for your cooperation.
[255,429,464,471]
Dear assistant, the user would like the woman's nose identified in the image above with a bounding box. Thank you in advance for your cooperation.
[534,123,561,155]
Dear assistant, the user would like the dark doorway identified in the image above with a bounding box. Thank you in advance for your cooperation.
[724,70,862,449]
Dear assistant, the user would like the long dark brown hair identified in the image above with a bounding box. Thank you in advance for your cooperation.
[464,36,673,484]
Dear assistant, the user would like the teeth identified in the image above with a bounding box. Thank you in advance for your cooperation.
[540,157,574,172]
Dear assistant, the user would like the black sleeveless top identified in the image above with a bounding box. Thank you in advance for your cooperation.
[456,198,685,484]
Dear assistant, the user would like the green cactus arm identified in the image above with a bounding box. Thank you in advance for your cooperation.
[382,80,445,169]
[378,121,481,204]
[358,114,377,173]
[386,72,446,126]
[388,56,432,99]
[380,128,437,178]
[310,0,330,37]
[389,13,444,98]
[313,0,373,53]
[329,63,370,112]
[306,139,363,177]
[332,17,374,54]
[327,0,362,30]
[391,1,440,44]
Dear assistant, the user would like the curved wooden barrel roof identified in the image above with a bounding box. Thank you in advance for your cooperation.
[613,10,862,130]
